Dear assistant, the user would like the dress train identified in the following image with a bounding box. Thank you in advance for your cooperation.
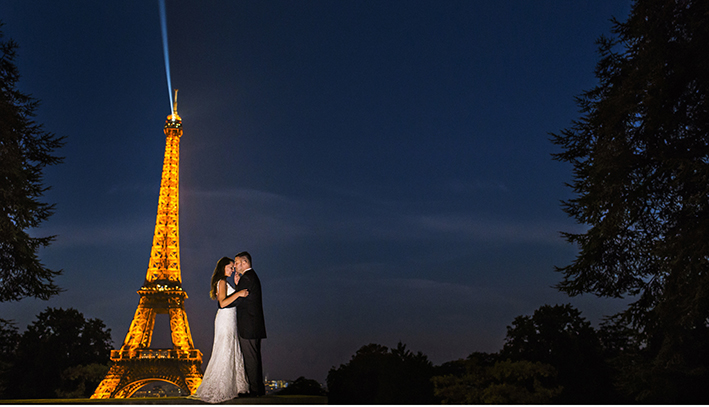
[193,282,249,403]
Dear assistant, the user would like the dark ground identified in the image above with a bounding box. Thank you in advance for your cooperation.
[0,395,327,404]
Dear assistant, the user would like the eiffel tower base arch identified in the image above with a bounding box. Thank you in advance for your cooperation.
[92,354,203,398]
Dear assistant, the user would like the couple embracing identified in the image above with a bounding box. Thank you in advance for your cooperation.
[193,252,267,403]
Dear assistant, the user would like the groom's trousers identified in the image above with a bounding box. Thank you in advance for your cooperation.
[239,337,265,396]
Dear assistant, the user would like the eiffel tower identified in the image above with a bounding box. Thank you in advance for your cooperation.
[91,91,203,398]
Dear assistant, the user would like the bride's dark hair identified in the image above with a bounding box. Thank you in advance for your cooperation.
[210,257,233,300]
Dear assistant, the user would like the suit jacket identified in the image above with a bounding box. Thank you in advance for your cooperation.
[230,268,266,339]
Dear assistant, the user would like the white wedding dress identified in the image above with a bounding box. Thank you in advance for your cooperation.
[193,281,249,403]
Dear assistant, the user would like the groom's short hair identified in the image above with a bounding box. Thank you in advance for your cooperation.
[235,251,252,266]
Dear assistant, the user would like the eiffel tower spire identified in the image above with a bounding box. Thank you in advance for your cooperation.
[91,91,203,398]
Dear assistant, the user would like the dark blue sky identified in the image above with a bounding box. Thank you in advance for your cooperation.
[1,1,632,383]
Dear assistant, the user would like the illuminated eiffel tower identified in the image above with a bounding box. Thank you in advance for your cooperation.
[91,91,203,398]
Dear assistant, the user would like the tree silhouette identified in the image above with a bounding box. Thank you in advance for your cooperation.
[500,304,615,403]
[432,352,562,404]
[0,23,65,302]
[275,376,326,396]
[550,0,709,401]
[327,342,435,404]
[55,364,110,399]
[0,319,20,397]
[480,360,562,404]
[432,353,496,404]
[4,308,112,399]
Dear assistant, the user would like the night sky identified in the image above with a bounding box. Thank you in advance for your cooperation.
[1,1,632,384]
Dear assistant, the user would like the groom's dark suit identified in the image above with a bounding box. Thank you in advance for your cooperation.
[231,268,266,396]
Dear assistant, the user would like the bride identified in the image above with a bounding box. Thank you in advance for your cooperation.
[192,257,250,403]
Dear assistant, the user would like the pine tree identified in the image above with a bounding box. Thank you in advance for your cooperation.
[0,23,65,301]
[551,0,709,401]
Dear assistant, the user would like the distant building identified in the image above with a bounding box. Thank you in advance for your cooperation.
[131,383,185,398]
[265,379,290,394]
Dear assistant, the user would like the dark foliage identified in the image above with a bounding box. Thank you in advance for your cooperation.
[500,304,618,403]
[275,376,326,396]
[598,314,709,403]
[0,319,20,397]
[550,0,709,401]
[433,351,498,379]
[432,351,562,404]
[327,342,435,404]
[0,23,65,302]
[55,363,110,399]
[2,308,112,399]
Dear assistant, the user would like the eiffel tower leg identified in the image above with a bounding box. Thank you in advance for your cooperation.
[91,307,157,398]
[169,307,194,351]
[124,302,157,351]
[90,363,127,399]
[168,307,203,395]
[181,362,204,395]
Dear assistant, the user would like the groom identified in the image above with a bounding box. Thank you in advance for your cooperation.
[232,251,266,397]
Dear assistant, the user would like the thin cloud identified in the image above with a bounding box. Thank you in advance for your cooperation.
[271,274,526,312]
[183,187,304,207]
[415,213,581,246]
[32,219,154,248]
[180,187,318,246]
[180,186,582,247]
[446,179,510,193]
[107,182,159,195]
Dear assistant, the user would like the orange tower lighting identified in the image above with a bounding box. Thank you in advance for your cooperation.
[91,91,203,398]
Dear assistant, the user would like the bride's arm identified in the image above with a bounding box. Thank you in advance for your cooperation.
[218,279,249,308]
